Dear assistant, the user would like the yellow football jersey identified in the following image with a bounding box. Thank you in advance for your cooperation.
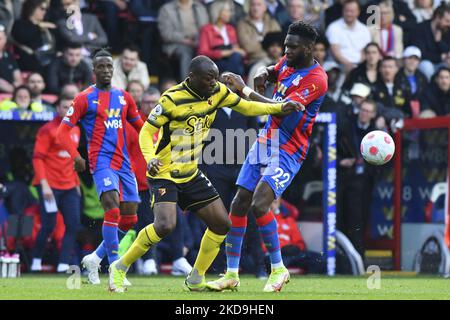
[139,80,283,183]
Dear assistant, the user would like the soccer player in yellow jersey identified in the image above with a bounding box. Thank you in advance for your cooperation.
[108,55,303,292]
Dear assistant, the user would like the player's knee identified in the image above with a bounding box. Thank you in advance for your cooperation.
[250,200,270,218]
[154,219,176,238]
[231,192,252,215]
[209,216,231,236]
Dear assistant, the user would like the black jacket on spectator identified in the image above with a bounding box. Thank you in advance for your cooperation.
[372,77,412,117]
[0,51,19,85]
[11,18,54,72]
[411,20,450,64]
[420,81,450,116]
[395,67,428,101]
[342,62,381,95]
[47,57,92,94]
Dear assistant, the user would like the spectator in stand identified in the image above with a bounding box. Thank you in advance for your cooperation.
[313,33,329,66]
[265,0,289,27]
[0,0,23,33]
[444,50,450,69]
[157,0,209,80]
[411,3,450,80]
[0,24,22,93]
[261,198,325,274]
[95,0,128,53]
[281,0,305,36]
[47,44,92,94]
[361,0,417,46]
[247,32,284,95]
[342,42,382,94]
[412,0,435,23]
[204,0,246,26]
[325,0,348,27]
[397,46,428,115]
[111,45,150,91]
[30,94,81,273]
[56,0,108,58]
[420,66,450,116]
[198,0,246,75]
[0,84,44,112]
[323,61,346,103]
[11,0,56,72]
[129,0,168,72]
[236,0,281,65]
[126,80,145,108]
[339,83,371,121]
[336,99,378,258]
[373,56,413,117]
[325,0,371,74]
[60,83,80,99]
[140,86,161,116]
[368,0,403,59]
[27,72,54,111]
[159,78,178,93]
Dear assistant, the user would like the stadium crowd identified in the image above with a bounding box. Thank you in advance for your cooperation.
[0,0,449,277]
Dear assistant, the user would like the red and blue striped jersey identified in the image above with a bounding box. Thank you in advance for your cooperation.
[62,85,141,172]
[260,56,328,163]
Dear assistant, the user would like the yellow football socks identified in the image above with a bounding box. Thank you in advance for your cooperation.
[121,224,161,267]
[193,229,226,276]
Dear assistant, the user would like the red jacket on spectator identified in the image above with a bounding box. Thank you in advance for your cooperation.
[198,24,239,60]
[262,200,306,253]
[32,115,80,189]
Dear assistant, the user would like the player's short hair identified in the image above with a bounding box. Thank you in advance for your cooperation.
[92,48,112,61]
[287,21,318,44]
[189,55,216,73]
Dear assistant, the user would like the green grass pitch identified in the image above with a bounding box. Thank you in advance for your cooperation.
[1,274,449,300]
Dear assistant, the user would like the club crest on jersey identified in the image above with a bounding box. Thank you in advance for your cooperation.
[119,95,126,105]
[103,177,112,187]
[292,74,302,86]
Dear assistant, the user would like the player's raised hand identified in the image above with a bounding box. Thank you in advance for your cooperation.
[281,101,305,113]
[253,67,269,94]
[74,156,86,172]
[222,72,245,92]
[147,158,163,177]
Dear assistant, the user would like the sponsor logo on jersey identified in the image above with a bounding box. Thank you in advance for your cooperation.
[183,115,214,135]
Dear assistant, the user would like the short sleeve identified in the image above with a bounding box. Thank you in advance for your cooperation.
[62,94,87,127]
[146,95,173,128]
[124,91,141,123]
[285,72,328,106]
[273,56,287,74]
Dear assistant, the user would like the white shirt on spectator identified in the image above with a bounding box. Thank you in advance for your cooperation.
[325,18,371,65]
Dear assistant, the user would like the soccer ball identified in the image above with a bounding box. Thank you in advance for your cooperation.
[360,130,395,165]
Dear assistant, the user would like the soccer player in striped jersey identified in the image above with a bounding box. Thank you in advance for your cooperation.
[108,55,304,293]
[57,49,144,289]
[207,21,328,292]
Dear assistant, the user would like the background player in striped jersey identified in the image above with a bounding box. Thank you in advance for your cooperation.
[207,21,328,292]
[108,55,304,293]
[57,49,144,289]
